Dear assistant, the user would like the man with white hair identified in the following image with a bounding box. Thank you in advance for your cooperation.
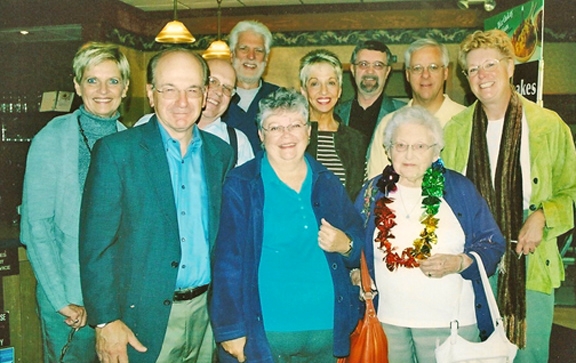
[222,20,279,153]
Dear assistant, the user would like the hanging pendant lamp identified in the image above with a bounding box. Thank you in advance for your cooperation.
[457,0,496,11]
[155,0,195,44]
[203,0,231,59]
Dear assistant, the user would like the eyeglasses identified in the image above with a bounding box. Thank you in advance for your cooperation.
[208,76,236,97]
[153,86,205,100]
[392,143,437,153]
[262,123,308,135]
[407,64,444,75]
[463,57,511,77]
[354,61,388,71]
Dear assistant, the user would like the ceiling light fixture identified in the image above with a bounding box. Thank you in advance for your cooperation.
[155,0,195,44]
[203,0,231,60]
[457,0,497,11]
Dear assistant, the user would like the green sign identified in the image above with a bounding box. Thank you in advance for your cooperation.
[485,0,544,64]
[485,0,544,103]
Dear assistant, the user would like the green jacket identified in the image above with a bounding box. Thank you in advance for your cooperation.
[442,94,576,294]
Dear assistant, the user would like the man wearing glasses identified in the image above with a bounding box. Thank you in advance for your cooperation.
[336,40,405,141]
[79,48,234,363]
[366,38,466,179]
[134,59,253,167]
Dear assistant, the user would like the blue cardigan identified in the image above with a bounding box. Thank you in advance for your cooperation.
[210,152,364,362]
[354,169,506,340]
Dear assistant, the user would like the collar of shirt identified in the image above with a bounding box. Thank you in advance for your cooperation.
[158,122,203,159]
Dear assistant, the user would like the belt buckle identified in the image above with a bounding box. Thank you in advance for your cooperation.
[173,284,208,301]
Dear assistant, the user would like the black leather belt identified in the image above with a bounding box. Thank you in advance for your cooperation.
[173,284,209,301]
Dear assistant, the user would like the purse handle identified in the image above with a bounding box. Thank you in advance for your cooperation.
[469,251,502,330]
[359,250,373,297]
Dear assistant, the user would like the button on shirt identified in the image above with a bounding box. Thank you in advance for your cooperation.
[158,124,210,290]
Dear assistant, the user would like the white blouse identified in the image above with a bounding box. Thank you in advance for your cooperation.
[374,183,476,328]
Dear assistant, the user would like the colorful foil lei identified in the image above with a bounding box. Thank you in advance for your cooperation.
[374,159,445,271]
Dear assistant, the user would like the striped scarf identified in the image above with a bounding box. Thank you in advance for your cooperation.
[465,88,526,348]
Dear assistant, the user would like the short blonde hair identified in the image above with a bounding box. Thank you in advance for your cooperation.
[73,42,130,85]
[458,29,514,70]
[299,49,343,88]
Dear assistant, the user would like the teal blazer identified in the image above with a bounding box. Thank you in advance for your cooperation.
[79,117,233,363]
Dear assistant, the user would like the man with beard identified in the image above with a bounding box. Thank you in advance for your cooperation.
[222,20,279,153]
[366,38,466,179]
[335,40,405,141]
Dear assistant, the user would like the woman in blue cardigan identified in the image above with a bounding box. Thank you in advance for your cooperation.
[210,88,364,363]
[20,42,130,362]
[353,106,506,363]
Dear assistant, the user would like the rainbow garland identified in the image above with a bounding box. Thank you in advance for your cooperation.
[374,159,445,271]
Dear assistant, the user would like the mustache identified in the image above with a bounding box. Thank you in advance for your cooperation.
[361,75,378,82]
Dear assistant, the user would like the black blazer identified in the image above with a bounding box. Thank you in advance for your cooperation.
[306,119,368,200]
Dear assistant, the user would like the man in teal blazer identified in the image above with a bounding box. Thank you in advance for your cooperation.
[79,49,233,363]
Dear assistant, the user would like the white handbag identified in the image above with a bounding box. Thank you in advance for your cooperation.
[435,251,518,363]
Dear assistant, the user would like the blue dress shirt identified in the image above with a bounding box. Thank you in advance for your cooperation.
[158,124,210,290]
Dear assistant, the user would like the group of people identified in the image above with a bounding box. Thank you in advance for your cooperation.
[18,16,576,363]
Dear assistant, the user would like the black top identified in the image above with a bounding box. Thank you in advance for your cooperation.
[348,92,385,140]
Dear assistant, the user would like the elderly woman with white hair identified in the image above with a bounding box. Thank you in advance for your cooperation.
[354,106,505,363]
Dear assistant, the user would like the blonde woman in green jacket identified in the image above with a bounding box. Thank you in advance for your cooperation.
[442,29,576,363]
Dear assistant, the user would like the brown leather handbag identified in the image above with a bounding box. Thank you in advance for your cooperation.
[338,251,388,363]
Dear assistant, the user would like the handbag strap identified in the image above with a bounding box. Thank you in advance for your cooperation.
[359,250,373,297]
[470,251,501,329]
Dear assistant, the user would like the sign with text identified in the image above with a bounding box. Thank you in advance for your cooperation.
[0,248,18,277]
[485,0,544,104]
[0,312,9,347]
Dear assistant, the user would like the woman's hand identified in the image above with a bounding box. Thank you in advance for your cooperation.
[419,253,472,278]
[350,268,378,301]
[221,336,247,363]
[59,304,88,329]
[516,209,545,255]
[318,218,352,255]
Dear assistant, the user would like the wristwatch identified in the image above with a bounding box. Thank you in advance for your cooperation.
[344,235,353,255]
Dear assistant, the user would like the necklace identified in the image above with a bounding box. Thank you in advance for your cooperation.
[373,160,445,271]
[77,116,92,154]
[397,186,421,219]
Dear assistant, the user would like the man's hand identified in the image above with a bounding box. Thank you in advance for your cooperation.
[95,320,147,363]
[517,209,545,255]
[221,336,247,363]
[318,218,351,255]
[59,304,87,329]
